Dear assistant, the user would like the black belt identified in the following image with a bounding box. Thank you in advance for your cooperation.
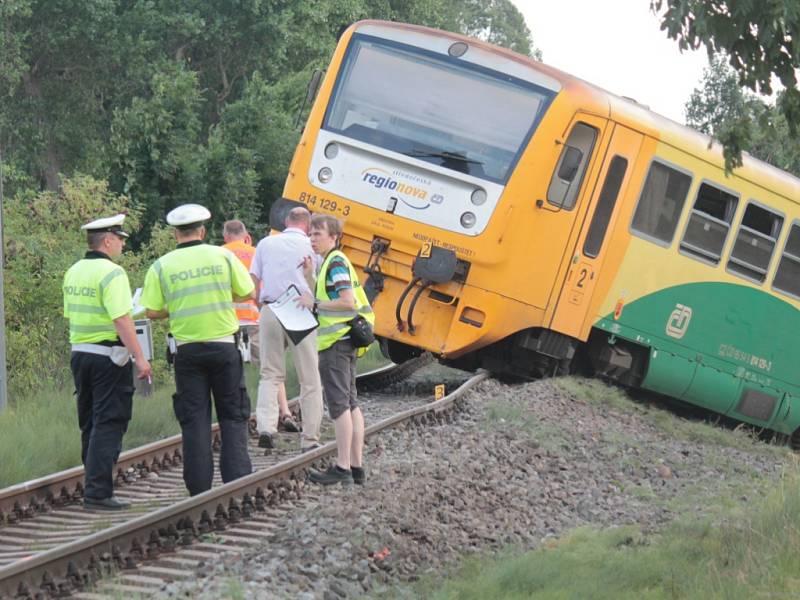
[91,339,122,347]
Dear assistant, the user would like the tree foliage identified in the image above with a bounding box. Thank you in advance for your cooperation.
[0,0,536,390]
[1,0,536,227]
[654,0,800,171]
[685,56,800,177]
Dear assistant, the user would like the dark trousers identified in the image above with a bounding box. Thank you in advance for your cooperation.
[71,352,134,500]
[173,342,252,496]
[319,339,358,420]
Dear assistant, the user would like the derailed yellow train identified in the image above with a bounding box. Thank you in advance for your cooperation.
[280,21,800,440]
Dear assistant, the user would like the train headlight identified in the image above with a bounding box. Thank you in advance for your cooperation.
[318,167,333,183]
[460,211,476,229]
[324,143,339,159]
[448,42,468,57]
[471,188,487,206]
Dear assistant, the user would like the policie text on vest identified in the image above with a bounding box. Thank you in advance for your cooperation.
[169,264,224,284]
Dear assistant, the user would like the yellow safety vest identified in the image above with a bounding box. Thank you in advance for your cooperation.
[315,250,374,352]
[141,243,255,342]
[63,254,132,344]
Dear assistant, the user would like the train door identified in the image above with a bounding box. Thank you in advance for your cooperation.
[513,113,610,312]
[549,123,643,339]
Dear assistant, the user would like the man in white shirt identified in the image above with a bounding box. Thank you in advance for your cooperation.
[250,206,323,451]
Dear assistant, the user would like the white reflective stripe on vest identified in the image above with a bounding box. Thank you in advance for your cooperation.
[66,304,107,314]
[70,323,117,333]
[168,281,230,301]
[317,321,351,336]
[315,305,374,319]
[170,301,234,319]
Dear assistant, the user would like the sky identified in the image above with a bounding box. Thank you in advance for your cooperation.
[512,0,710,124]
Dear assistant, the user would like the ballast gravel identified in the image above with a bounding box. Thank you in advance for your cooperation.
[157,377,790,599]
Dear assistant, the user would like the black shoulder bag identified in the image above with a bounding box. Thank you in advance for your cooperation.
[348,314,375,348]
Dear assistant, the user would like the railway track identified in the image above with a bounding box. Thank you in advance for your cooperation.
[0,356,432,528]
[0,357,486,599]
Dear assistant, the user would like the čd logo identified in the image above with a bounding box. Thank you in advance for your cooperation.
[665,304,692,339]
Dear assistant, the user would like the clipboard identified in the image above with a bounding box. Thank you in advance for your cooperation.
[267,284,318,345]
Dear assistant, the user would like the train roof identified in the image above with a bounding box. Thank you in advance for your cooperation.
[351,20,800,204]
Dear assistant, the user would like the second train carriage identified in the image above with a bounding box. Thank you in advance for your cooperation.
[277,20,800,440]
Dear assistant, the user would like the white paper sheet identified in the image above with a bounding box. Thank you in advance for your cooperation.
[131,287,145,316]
[268,285,318,342]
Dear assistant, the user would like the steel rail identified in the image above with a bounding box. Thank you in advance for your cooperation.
[0,360,416,522]
[0,370,487,599]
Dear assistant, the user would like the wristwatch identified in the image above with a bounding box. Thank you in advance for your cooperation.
[312,300,320,314]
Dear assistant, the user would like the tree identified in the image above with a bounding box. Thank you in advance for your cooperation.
[1,0,539,234]
[109,64,205,241]
[685,56,800,177]
[2,176,137,390]
[203,73,297,234]
[384,0,536,57]
[653,0,800,171]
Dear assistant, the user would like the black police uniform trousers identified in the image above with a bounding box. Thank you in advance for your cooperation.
[70,352,134,501]
[173,342,252,496]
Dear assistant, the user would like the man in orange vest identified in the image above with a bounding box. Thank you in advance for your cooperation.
[222,220,298,432]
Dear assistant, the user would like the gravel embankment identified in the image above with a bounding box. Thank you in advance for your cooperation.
[158,377,789,599]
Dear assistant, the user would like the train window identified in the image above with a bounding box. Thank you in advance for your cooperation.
[679,183,738,264]
[547,123,597,210]
[727,202,783,283]
[583,156,628,258]
[773,223,800,298]
[630,160,692,245]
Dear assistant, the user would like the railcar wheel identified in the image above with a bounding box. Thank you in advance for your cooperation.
[790,428,800,452]
[379,338,423,365]
[357,352,434,392]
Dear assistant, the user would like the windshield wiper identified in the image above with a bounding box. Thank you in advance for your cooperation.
[404,149,483,165]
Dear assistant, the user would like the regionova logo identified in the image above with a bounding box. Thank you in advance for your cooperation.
[360,167,434,210]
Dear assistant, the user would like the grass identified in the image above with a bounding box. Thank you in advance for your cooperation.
[553,376,791,460]
[1,344,388,487]
[408,468,800,599]
[221,577,246,600]
[484,401,572,454]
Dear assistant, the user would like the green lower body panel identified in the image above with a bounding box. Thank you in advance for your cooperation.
[640,348,694,399]
[594,281,800,435]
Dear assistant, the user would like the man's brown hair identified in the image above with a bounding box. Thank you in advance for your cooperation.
[310,214,343,240]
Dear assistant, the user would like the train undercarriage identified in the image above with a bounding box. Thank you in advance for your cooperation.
[380,326,650,386]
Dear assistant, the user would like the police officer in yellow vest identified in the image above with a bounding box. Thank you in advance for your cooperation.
[63,214,152,510]
[141,204,256,495]
[297,214,375,485]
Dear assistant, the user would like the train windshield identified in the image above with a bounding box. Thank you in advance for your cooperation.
[323,35,554,184]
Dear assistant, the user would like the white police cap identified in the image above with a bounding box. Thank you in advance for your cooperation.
[80,213,129,238]
[166,204,211,227]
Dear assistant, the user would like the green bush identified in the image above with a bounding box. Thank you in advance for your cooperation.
[4,175,140,394]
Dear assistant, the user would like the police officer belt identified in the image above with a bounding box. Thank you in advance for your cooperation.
[175,334,235,347]
[72,343,131,366]
[71,343,123,356]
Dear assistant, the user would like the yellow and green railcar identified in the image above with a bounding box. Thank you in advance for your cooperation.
[280,20,800,440]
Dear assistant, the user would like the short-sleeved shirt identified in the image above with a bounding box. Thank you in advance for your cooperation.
[63,251,132,344]
[323,256,352,300]
[141,241,254,342]
[250,228,313,302]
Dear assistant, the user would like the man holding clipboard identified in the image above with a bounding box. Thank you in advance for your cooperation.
[249,206,323,451]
